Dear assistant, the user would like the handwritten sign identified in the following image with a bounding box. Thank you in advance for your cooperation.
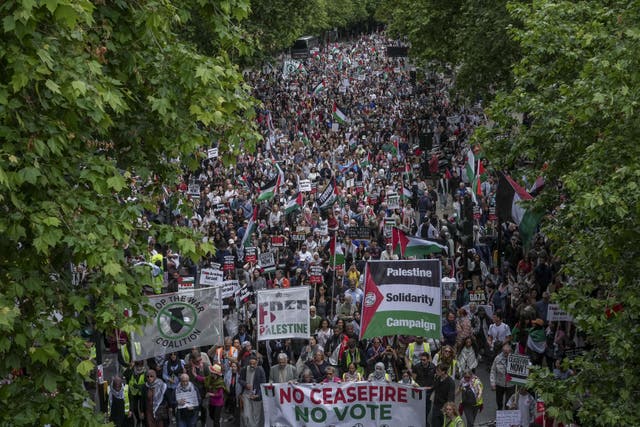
[496,410,521,427]
[506,354,530,385]
[299,179,312,192]
[547,304,573,322]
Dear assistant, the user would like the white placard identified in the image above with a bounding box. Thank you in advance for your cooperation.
[207,147,218,159]
[199,268,223,286]
[547,303,574,322]
[299,179,312,192]
[331,123,339,132]
[219,280,240,299]
[496,410,521,427]
[257,287,310,341]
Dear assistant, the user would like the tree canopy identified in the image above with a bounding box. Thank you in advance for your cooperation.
[483,1,640,425]
[0,0,259,425]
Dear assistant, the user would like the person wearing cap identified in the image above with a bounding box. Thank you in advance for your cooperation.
[204,364,228,427]
[239,355,266,427]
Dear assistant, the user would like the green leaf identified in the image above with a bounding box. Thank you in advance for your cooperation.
[106,174,126,191]
[113,283,127,296]
[45,79,61,94]
[42,372,58,392]
[18,167,41,184]
[103,262,122,277]
[76,359,94,377]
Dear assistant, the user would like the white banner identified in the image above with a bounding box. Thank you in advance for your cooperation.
[200,268,223,286]
[257,287,310,341]
[261,382,426,427]
[129,288,224,361]
[496,410,521,427]
[547,303,573,322]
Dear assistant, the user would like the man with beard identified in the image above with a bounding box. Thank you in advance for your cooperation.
[239,355,266,427]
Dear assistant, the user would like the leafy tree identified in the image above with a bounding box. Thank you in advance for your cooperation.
[0,0,258,425]
[483,1,640,425]
[378,0,520,100]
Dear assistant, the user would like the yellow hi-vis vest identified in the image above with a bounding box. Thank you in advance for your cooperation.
[407,341,430,368]
[128,371,145,396]
[108,383,130,416]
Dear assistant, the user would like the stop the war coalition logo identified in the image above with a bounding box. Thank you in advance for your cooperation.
[129,287,223,361]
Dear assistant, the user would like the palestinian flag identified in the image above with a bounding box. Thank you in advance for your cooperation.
[402,185,413,201]
[312,81,326,96]
[392,227,447,258]
[359,152,372,168]
[475,159,487,196]
[241,207,258,248]
[285,192,303,214]
[333,103,349,124]
[329,235,345,267]
[496,172,542,248]
[465,150,476,186]
[256,176,278,202]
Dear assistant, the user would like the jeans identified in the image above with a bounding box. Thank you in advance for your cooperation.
[176,409,198,427]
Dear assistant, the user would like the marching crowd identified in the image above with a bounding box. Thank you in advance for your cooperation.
[107,30,579,427]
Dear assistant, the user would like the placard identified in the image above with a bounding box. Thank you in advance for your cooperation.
[259,251,276,273]
[207,147,218,159]
[309,265,324,284]
[223,255,235,271]
[271,236,285,247]
[469,290,487,305]
[219,280,240,299]
[331,123,339,132]
[299,179,312,192]
[387,193,400,209]
[547,303,573,322]
[506,354,530,385]
[441,278,457,301]
[383,217,396,238]
[244,247,257,264]
[496,410,521,427]
[345,178,355,188]
[178,276,195,296]
[291,232,307,242]
[346,226,371,240]
[257,287,310,340]
[200,268,223,286]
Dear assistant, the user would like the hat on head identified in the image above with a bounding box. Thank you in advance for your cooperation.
[209,363,222,375]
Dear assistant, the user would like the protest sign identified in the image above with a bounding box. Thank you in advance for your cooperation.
[547,304,574,322]
[177,276,195,297]
[345,178,355,188]
[506,354,531,385]
[175,386,200,409]
[271,236,285,247]
[257,287,310,341]
[261,382,426,427]
[258,251,276,273]
[383,217,396,238]
[129,287,223,361]
[309,265,324,284]
[331,123,339,132]
[387,193,400,209]
[223,255,235,271]
[496,410,521,427]
[199,268,223,286]
[219,280,240,299]
[207,147,218,159]
[469,289,487,304]
[360,260,441,340]
[441,278,457,301]
[346,226,371,240]
[299,179,312,192]
[244,247,257,263]
[291,232,307,242]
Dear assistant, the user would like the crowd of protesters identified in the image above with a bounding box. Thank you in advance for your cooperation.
[106,30,582,427]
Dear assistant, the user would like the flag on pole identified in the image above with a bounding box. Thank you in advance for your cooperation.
[329,235,345,267]
[402,185,413,201]
[256,176,278,202]
[312,81,326,97]
[392,227,447,258]
[316,178,337,210]
[496,172,542,248]
[284,192,303,214]
[465,150,476,185]
[332,103,349,124]
[241,207,258,247]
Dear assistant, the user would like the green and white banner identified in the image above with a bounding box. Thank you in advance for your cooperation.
[360,260,441,340]
[257,287,310,341]
[129,287,223,361]
[261,382,426,427]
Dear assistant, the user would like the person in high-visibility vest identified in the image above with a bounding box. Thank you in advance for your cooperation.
[107,376,133,427]
[405,336,431,369]
[442,401,465,427]
[124,360,146,426]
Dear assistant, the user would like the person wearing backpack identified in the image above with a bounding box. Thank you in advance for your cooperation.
[457,369,483,427]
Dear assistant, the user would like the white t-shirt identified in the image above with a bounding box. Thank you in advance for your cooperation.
[488,322,511,343]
